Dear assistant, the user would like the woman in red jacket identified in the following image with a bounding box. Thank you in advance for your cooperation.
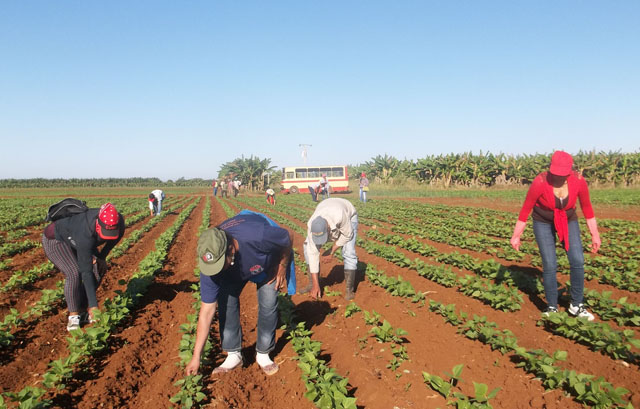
[510,151,601,320]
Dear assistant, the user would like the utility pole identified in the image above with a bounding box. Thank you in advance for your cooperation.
[299,144,312,165]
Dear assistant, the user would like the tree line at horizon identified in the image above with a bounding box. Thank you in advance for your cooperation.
[352,150,640,187]
[1,150,639,189]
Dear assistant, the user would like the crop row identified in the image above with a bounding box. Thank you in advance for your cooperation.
[171,197,213,408]
[357,248,634,408]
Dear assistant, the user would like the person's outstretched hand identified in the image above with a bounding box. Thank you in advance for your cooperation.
[185,358,199,376]
[309,286,322,300]
[510,235,521,251]
[591,234,601,253]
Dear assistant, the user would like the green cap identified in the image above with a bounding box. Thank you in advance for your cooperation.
[197,228,228,276]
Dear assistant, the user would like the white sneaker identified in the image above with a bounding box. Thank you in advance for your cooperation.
[568,304,595,321]
[67,315,81,331]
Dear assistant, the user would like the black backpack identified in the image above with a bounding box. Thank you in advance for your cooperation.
[45,198,90,222]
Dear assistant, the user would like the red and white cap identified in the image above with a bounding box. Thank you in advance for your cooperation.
[96,203,120,240]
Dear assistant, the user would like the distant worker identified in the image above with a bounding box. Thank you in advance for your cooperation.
[227,178,234,198]
[300,198,358,300]
[266,188,276,205]
[307,181,323,202]
[510,151,600,320]
[359,172,370,203]
[149,189,165,216]
[212,179,218,197]
[319,174,330,200]
[42,203,125,331]
[220,179,227,198]
[185,213,292,377]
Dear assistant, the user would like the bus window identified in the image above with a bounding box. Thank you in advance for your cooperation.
[285,171,295,179]
[331,167,344,177]
[295,168,307,178]
[308,167,320,178]
[319,167,331,176]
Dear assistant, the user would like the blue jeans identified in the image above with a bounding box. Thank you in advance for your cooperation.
[308,186,318,202]
[359,188,367,202]
[343,214,358,270]
[217,278,278,354]
[533,220,585,308]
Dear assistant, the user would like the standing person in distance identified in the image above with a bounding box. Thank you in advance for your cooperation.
[42,203,126,331]
[149,189,165,216]
[510,151,601,320]
[300,198,358,300]
[359,172,370,203]
[212,179,218,197]
[185,213,292,377]
[220,179,227,198]
[319,173,330,199]
[226,178,235,198]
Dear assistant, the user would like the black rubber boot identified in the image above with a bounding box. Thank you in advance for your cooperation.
[344,269,356,300]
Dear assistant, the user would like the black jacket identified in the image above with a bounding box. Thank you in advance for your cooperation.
[54,208,125,308]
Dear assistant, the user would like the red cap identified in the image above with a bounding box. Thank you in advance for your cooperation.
[549,151,573,176]
[96,203,120,240]
[361,172,366,177]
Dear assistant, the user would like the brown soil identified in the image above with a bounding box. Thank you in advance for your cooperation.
[0,193,638,409]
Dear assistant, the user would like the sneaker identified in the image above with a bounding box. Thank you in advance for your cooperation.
[568,304,595,321]
[67,315,81,331]
[542,306,558,317]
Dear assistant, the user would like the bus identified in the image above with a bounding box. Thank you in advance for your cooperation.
[280,165,349,194]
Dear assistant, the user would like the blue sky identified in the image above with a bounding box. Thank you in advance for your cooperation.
[1,1,638,180]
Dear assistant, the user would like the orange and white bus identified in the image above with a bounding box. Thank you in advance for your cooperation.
[280,165,349,194]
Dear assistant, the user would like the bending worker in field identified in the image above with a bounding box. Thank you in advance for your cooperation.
[300,197,359,300]
[185,211,292,376]
[265,187,276,205]
[42,203,125,331]
[149,189,165,216]
[510,150,600,321]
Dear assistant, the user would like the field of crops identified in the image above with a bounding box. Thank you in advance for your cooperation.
[0,189,639,409]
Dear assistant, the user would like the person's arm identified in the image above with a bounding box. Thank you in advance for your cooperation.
[273,243,292,291]
[517,177,543,223]
[510,177,544,251]
[267,230,293,291]
[586,218,600,253]
[575,177,599,253]
[304,235,322,298]
[185,301,217,375]
[510,177,545,251]
[510,220,527,251]
[77,243,100,308]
